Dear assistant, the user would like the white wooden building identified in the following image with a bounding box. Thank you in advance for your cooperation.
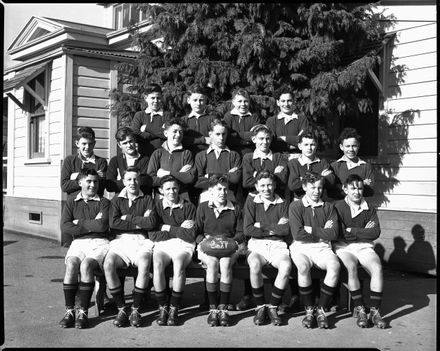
[3,2,437,274]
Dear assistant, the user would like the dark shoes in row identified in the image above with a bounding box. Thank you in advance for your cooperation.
[59,308,88,329]
[207,304,230,327]
[156,305,179,326]
[253,305,282,326]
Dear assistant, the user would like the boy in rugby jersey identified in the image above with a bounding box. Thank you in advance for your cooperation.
[333,174,387,328]
[59,168,110,329]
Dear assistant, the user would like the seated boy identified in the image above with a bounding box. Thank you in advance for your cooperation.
[61,126,107,198]
[103,166,158,328]
[194,118,242,204]
[244,170,292,326]
[330,127,374,200]
[289,172,340,329]
[106,126,151,195]
[147,118,195,201]
[181,84,219,157]
[130,83,170,157]
[59,168,110,329]
[265,86,309,155]
[333,174,387,328]
[195,175,245,327]
[149,175,197,326]
[288,129,334,200]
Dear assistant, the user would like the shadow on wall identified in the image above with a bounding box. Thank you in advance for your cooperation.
[375,225,436,275]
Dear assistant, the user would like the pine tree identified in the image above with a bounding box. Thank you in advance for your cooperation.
[110,3,396,149]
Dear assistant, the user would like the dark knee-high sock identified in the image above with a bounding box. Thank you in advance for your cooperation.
[350,288,364,308]
[244,279,252,296]
[79,282,95,311]
[318,282,335,309]
[63,283,79,309]
[299,285,314,308]
[155,289,168,307]
[252,286,265,306]
[206,281,218,308]
[169,290,183,307]
[369,290,383,310]
[109,285,125,309]
[133,286,148,309]
[290,279,299,296]
[269,285,284,307]
[219,282,232,306]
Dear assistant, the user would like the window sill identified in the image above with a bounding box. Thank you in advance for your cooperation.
[24,158,51,165]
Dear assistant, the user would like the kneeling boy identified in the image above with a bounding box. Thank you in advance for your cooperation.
[333,174,387,328]
[59,168,110,329]
[244,170,291,326]
[289,172,340,329]
[150,175,197,326]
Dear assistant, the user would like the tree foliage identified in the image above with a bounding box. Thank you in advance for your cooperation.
[110,2,395,147]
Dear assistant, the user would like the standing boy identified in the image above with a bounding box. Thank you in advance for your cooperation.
[131,83,170,157]
[149,175,197,326]
[103,166,157,327]
[61,126,107,198]
[106,126,151,195]
[330,127,374,200]
[333,174,387,328]
[59,168,110,329]
[244,170,292,326]
[288,129,334,200]
[289,172,340,329]
[266,86,309,155]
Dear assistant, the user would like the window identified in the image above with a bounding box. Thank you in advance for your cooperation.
[23,67,50,160]
[114,3,148,30]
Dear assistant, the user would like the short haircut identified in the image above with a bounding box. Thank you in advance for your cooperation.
[208,118,228,132]
[338,127,361,145]
[274,85,293,100]
[250,124,273,138]
[232,87,250,101]
[77,168,99,182]
[159,174,180,188]
[299,128,318,143]
[188,84,208,96]
[115,126,137,142]
[163,117,187,130]
[344,174,364,186]
[208,174,229,188]
[255,169,276,184]
[123,166,140,179]
[143,83,162,96]
[75,127,95,142]
[302,171,324,186]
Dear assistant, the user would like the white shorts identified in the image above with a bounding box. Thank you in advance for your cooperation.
[290,241,338,270]
[247,238,290,265]
[153,238,195,259]
[108,234,154,267]
[333,241,376,261]
[65,238,109,271]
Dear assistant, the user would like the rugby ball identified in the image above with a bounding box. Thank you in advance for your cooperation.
[200,236,238,258]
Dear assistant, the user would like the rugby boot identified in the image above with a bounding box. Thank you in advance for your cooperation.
[302,306,315,328]
[59,308,75,328]
[235,294,253,311]
[218,305,230,327]
[316,306,329,329]
[353,305,368,328]
[267,305,282,326]
[75,309,89,329]
[167,305,179,326]
[129,307,142,327]
[207,307,219,327]
[156,305,169,326]
[369,307,387,328]
[113,306,129,327]
[253,305,267,325]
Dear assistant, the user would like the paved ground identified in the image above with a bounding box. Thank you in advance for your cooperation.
[1,230,437,350]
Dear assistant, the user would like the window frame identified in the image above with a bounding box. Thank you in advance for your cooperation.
[113,3,148,30]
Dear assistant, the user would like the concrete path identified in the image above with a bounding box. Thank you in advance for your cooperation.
[2,231,437,349]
